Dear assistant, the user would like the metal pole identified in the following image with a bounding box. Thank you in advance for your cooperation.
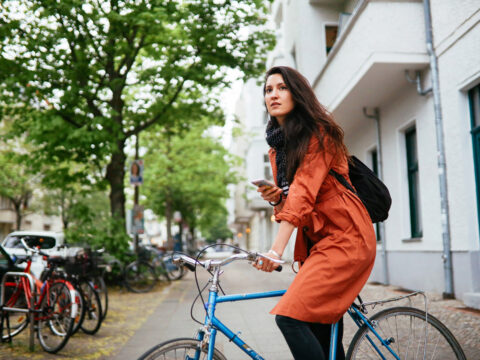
[363,107,389,285]
[423,0,454,298]
[134,134,140,254]
[29,279,35,351]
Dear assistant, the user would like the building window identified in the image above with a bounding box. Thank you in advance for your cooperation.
[325,25,338,55]
[43,224,51,231]
[338,12,352,36]
[468,83,480,234]
[263,154,272,180]
[405,127,422,238]
[370,149,381,243]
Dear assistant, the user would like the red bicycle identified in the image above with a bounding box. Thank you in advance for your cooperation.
[1,239,78,353]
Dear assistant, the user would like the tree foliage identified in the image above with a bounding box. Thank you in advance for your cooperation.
[0,0,275,226]
[142,121,237,248]
[0,149,37,230]
[202,210,233,243]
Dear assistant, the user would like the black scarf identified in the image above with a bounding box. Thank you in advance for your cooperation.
[266,120,289,196]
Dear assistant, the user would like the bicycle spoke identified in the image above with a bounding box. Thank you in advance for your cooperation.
[347,307,466,360]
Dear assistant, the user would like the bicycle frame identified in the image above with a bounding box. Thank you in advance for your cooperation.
[3,255,76,323]
[196,271,402,360]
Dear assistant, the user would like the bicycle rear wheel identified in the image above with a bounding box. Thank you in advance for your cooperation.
[346,306,466,360]
[71,287,86,335]
[152,258,171,284]
[79,280,102,335]
[124,261,156,293]
[91,275,108,320]
[138,338,227,360]
[37,281,75,353]
[164,254,185,281]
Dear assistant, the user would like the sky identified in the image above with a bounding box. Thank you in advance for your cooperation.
[210,69,245,149]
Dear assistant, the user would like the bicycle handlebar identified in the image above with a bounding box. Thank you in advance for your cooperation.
[173,251,285,272]
[20,238,49,257]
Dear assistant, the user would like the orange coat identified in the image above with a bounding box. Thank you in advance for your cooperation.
[269,135,376,324]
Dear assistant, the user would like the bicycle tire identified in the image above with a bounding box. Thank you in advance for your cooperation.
[346,306,466,360]
[1,280,29,340]
[164,255,185,281]
[79,280,103,335]
[124,261,156,293]
[37,281,75,353]
[92,275,108,320]
[71,287,86,335]
[138,337,227,360]
[152,258,171,284]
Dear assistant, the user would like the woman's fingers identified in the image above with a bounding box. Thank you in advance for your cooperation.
[252,256,280,272]
[257,186,282,202]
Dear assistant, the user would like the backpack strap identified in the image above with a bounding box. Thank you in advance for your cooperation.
[329,169,356,194]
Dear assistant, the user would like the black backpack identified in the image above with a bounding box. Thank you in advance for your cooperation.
[329,156,392,223]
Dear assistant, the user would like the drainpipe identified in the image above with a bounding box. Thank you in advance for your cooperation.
[423,0,454,298]
[363,107,389,285]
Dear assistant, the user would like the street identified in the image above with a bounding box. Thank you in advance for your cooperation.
[114,258,480,360]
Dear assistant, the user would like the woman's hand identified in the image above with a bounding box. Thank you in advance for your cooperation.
[253,251,281,272]
[257,185,283,204]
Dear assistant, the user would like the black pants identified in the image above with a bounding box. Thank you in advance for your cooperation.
[275,315,345,360]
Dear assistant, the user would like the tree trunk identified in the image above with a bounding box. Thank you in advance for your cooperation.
[61,193,69,229]
[12,200,22,230]
[106,141,127,222]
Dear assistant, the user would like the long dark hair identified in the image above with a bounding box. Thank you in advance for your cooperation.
[264,66,348,183]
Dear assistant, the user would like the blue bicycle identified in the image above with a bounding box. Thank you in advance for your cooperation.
[138,249,466,360]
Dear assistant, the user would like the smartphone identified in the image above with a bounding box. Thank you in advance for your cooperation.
[251,179,276,189]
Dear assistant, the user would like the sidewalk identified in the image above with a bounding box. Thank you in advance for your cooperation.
[114,260,294,360]
[114,260,480,360]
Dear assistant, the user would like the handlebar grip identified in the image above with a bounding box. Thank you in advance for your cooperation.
[38,250,49,257]
[183,263,196,272]
[275,265,282,272]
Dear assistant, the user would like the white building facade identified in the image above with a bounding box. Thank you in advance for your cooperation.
[231,0,480,309]
[0,196,63,240]
[230,79,294,257]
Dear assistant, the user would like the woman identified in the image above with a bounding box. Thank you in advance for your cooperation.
[254,66,376,360]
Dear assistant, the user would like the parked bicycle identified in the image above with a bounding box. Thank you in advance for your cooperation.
[0,239,78,353]
[138,247,466,360]
[147,245,184,281]
[45,249,103,336]
[102,246,171,293]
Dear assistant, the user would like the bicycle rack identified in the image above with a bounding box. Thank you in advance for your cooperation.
[0,272,37,351]
[358,291,429,359]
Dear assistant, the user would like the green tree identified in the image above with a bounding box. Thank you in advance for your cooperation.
[201,209,233,244]
[0,0,274,227]
[142,121,237,249]
[41,186,108,230]
[0,149,38,230]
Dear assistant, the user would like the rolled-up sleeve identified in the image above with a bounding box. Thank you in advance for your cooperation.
[275,136,336,227]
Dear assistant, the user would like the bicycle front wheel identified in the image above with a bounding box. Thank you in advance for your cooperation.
[138,338,227,360]
[346,306,466,360]
[1,279,29,340]
[124,261,156,293]
[37,281,75,353]
[79,280,103,335]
